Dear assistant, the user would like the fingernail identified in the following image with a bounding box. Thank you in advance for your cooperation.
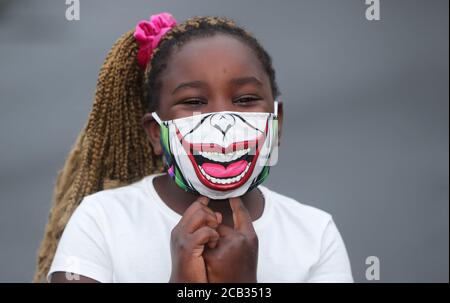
[197,196,209,205]
[215,212,222,224]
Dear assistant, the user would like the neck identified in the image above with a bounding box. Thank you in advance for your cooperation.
[153,173,264,227]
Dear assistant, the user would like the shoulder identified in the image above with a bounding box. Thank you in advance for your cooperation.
[83,176,152,206]
[74,175,155,220]
[260,185,332,222]
[258,186,353,282]
[258,185,334,234]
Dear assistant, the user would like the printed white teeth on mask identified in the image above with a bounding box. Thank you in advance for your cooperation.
[196,148,251,163]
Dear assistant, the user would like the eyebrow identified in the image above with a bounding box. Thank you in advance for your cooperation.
[172,80,206,95]
[171,76,263,95]
[230,76,263,87]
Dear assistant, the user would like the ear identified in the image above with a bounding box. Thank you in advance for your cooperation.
[142,112,163,155]
[276,101,283,146]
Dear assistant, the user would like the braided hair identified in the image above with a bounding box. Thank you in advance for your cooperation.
[33,15,279,282]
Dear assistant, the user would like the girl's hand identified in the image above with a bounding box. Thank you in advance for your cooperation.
[203,197,259,283]
[169,196,222,283]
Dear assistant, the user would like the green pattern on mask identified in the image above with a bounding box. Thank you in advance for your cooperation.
[272,118,278,138]
[174,165,188,191]
[160,123,170,152]
[249,165,270,191]
[260,165,270,181]
[158,123,194,193]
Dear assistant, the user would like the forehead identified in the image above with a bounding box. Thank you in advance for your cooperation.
[160,34,267,85]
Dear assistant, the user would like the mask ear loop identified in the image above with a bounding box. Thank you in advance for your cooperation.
[274,100,279,117]
[151,112,163,125]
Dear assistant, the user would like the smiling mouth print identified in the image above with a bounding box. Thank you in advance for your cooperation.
[175,113,269,191]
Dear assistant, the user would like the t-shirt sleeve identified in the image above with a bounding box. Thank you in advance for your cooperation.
[307,218,354,283]
[47,195,113,283]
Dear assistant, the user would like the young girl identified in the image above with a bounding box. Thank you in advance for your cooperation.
[34,13,353,283]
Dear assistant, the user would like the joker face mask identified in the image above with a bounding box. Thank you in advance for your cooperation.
[152,102,279,199]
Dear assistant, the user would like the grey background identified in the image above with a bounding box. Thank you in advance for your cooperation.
[0,0,448,282]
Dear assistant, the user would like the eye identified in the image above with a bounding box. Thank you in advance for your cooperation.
[181,98,206,106]
[233,95,261,105]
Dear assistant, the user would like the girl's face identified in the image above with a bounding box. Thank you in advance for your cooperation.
[143,34,283,156]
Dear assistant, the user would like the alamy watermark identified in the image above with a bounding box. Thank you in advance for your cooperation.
[365,256,380,281]
[65,0,80,21]
[365,0,381,21]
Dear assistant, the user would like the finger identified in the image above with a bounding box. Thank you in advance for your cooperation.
[190,226,220,248]
[206,234,220,249]
[229,197,255,235]
[207,239,218,249]
[215,212,222,225]
[185,200,216,219]
[179,196,212,224]
[185,208,220,233]
[216,224,234,237]
[184,196,210,215]
[197,196,210,206]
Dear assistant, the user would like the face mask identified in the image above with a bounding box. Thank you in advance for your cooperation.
[151,102,279,199]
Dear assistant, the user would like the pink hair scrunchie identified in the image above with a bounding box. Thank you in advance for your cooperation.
[134,12,177,69]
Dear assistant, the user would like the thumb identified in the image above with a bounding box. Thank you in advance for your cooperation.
[196,196,210,206]
[229,197,255,235]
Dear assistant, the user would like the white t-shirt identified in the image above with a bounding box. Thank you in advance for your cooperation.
[48,173,353,283]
